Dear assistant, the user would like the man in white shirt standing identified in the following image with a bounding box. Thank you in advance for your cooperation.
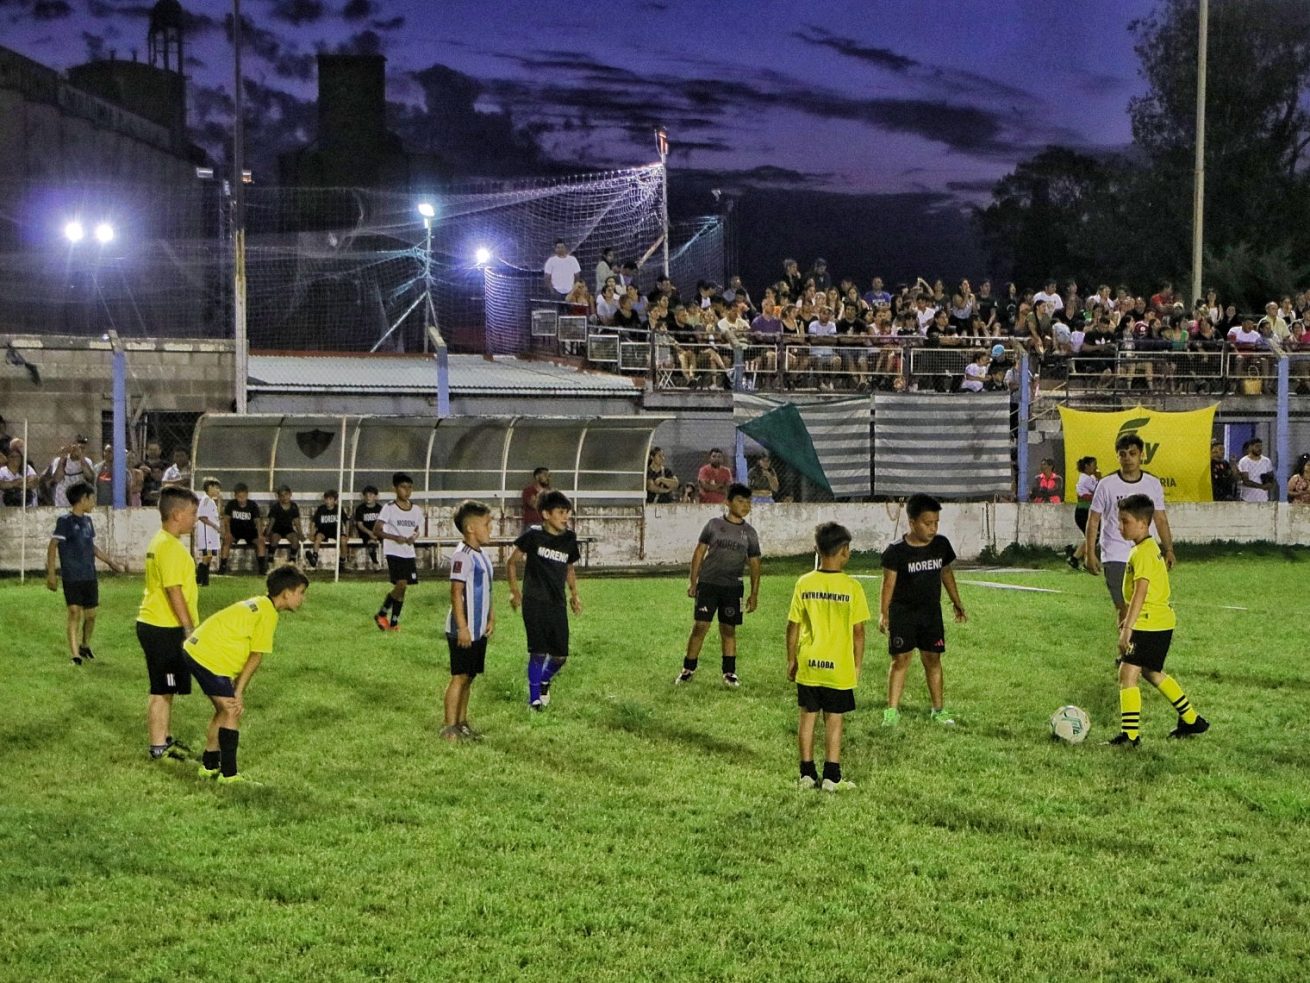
[50,435,94,509]
[543,240,581,299]
[1034,280,1064,315]
[1236,438,1277,502]
[1084,433,1175,623]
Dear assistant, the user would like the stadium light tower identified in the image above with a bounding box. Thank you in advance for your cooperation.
[417,201,436,221]
[94,222,115,245]
[475,246,492,266]
[656,126,670,278]
[64,220,85,243]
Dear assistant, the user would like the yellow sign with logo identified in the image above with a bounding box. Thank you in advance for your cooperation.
[1058,404,1218,502]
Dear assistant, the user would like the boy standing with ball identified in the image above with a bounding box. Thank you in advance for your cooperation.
[787,522,868,792]
[880,493,967,727]
[1108,494,1208,747]
[443,500,496,741]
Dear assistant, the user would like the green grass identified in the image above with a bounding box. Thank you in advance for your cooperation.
[2,558,1308,982]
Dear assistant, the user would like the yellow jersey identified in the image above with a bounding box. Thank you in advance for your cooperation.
[137,528,199,628]
[184,595,278,677]
[788,570,870,690]
[1123,538,1175,631]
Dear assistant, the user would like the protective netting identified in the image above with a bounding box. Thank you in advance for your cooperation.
[0,166,722,354]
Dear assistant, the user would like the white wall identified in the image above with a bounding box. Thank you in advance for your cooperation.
[5,502,1308,573]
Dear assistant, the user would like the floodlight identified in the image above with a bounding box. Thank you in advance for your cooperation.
[93,222,115,244]
[417,202,436,219]
[475,247,492,265]
[64,220,85,243]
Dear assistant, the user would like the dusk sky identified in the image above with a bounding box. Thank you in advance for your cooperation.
[3,0,1160,202]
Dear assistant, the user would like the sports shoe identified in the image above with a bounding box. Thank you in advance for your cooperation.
[216,773,264,786]
[306,549,319,569]
[674,668,695,685]
[722,673,740,689]
[71,655,83,667]
[529,700,544,712]
[197,765,220,779]
[168,737,194,755]
[882,707,901,728]
[439,724,463,742]
[930,708,956,727]
[797,775,817,790]
[1066,553,1081,570]
[457,723,483,742]
[1169,715,1210,739]
[539,682,551,707]
[820,778,857,793]
[79,646,95,661]
[1106,732,1141,748]
[374,613,391,632]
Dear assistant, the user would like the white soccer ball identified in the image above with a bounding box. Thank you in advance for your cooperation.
[1049,705,1091,744]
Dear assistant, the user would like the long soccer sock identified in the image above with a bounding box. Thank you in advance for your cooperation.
[1156,674,1199,724]
[202,749,220,771]
[541,656,566,684]
[377,594,393,618]
[822,760,842,784]
[527,653,547,703]
[218,727,240,778]
[682,656,697,672]
[195,562,208,586]
[1120,686,1142,740]
[799,760,818,781]
[257,555,268,575]
[389,598,404,625]
[722,655,737,676]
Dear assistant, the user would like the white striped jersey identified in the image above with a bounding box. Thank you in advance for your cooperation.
[445,542,494,639]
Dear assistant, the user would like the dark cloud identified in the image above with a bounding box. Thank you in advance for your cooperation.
[81,30,107,60]
[340,0,372,19]
[945,178,1000,193]
[370,15,403,30]
[32,0,72,19]
[269,0,324,26]
[791,26,917,73]
[337,29,382,55]
[220,12,315,81]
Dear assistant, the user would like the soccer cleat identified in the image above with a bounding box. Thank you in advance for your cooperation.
[439,724,463,742]
[1106,732,1141,748]
[197,765,220,780]
[722,673,740,689]
[820,778,857,793]
[1169,715,1210,739]
[386,621,400,632]
[306,549,319,569]
[797,775,817,790]
[216,773,264,786]
[374,613,391,632]
[882,707,901,728]
[674,669,695,685]
[1067,554,1081,570]
[529,700,544,712]
[457,723,484,742]
[930,708,957,727]
[79,646,95,661]
[71,656,83,667]
[168,737,194,756]
[539,681,551,707]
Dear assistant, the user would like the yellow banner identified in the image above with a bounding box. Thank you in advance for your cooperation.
[1058,404,1217,502]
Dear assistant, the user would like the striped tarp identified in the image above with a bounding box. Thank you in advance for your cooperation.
[873,394,1013,498]
[733,394,871,499]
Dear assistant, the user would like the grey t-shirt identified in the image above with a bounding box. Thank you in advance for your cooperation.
[697,517,761,587]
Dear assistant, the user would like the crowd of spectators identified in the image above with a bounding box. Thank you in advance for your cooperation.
[545,244,1310,394]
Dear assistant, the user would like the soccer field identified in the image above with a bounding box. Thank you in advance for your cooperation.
[2,552,1308,982]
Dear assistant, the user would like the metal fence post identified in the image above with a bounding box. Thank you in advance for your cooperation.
[109,331,127,510]
[1275,355,1290,500]
[1017,353,1031,502]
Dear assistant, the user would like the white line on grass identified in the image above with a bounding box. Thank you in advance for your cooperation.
[957,580,1063,594]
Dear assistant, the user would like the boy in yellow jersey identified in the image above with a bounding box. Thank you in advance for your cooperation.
[786,522,869,792]
[135,486,200,761]
[1108,494,1209,747]
[184,565,309,784]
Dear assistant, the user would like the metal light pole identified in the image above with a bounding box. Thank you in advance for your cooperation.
[1190,0,1208,305]
[656,127,670,278]
[232,0,248,413]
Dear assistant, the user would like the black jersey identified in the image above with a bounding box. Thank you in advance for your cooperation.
[313,504,339,536]
[514,525,580,606]
[353,501,382,536]
[267,501,300,532]
[881,535,957,611]
[224,498,261,528]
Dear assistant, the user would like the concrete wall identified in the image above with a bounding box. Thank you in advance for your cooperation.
[5,501,1308,573]
[0,336,235,460]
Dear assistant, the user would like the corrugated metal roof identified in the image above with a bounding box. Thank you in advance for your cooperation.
[247,354,641,395]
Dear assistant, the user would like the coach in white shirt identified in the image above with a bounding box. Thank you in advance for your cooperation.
[1237,439,1277,502]
[543,240,581,298]
[1034,280,1064,314]
[1083,432,1175,621]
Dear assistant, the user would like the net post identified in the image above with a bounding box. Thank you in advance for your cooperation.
[1275,355,1290,500]
[428,326,451,418]
[109,330,127,510]
[1017,353,1032,503]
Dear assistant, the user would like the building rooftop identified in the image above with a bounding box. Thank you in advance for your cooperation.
[247,353,642,396]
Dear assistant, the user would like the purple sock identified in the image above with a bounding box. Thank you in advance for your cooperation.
[541,656,566,684]
[527,654,547,703]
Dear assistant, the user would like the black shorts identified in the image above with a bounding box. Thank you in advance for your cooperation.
[184,652,236,698]
[1122,629,1173,673]
[62,579,99,608]
[228,523,258,544]
[267,523,298,539]
[693,582,744,626]
[386,556,419,585]
[136,621,191,696]
[523,600,569,659]
[887,605,946,655]
[797,684,855,714]
[447,634,489,677]
[1075,508,1089,533]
